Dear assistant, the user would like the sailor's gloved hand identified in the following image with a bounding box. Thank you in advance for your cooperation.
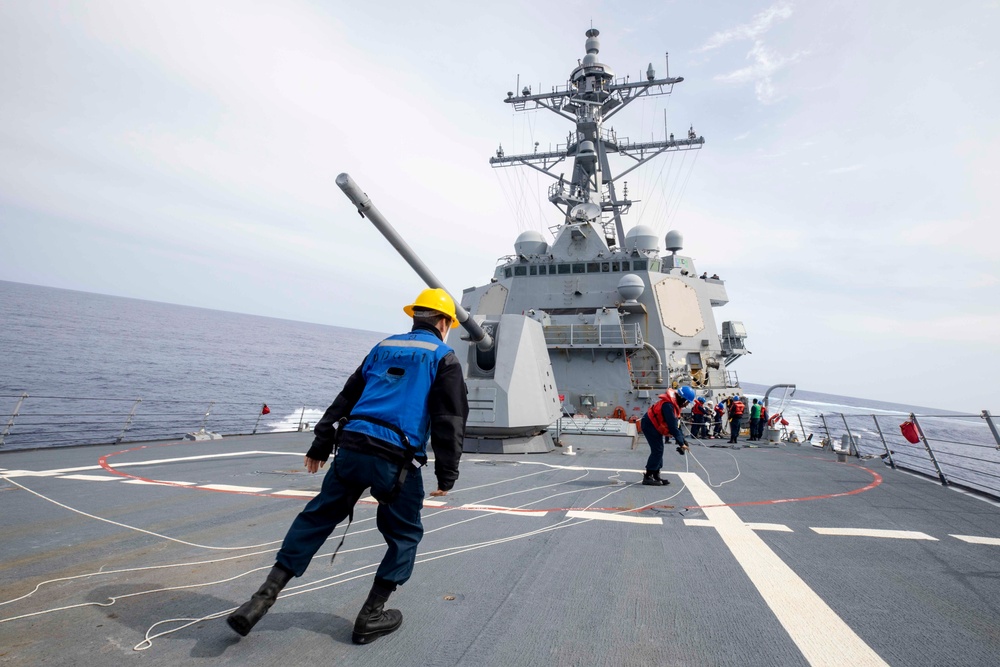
[676,444,689,456]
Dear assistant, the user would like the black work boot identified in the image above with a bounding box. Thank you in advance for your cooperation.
[642,471,663,486]
[227,564,294,636]
[653,470,671,486]
[352,580,402,644]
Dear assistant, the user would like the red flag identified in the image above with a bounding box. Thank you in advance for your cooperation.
[261,404,271,415]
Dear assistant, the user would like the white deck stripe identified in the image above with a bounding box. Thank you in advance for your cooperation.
[58,474,119,482]
[461,504,548,517]
[950,534,1000,546]
[0,470,63,477]
[41,451,300,475]
[422,499,447,507]
[271,490,319,497]
[685,519,793,532]
[680,472,888,666]
[198,484,271,493]
[121,480,196,486]
[811,527,937,541]
[566,510,662,525]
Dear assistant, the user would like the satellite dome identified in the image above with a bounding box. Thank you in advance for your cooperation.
[514,230,548,256]
[624,225,659,252]
[617,273,644,302]
[665,230,683,253]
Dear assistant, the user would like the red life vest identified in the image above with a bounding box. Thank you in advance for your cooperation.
[647,390,682,435]
[732,400,745,416]
[692,402,707,416]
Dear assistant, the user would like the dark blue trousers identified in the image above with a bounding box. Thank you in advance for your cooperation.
[729,417,742,443]
[276,447,425,586]
[641,415,665,472]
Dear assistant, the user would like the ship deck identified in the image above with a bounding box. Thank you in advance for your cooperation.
[2,432,998,666]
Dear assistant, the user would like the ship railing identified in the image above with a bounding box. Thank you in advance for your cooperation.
[0,393,324,451]
[784,410,1000,501]
[543,323,644,349]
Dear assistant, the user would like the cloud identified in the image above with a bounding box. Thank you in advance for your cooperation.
[827,164,864,174]
[696,2,802,103]
[715,40,805,104]
[697,2,794,52]
[839,313,1000,343]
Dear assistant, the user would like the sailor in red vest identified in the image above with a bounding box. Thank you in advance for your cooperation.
[640,385,694,485]
[712,401,725,438]
[728,396,746,444]
[691,396,709,438]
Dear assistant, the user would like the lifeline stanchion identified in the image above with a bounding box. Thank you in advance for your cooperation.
[911,413,948,486]
[1,392,29,447]
[116,398,142,444]
[871,416,895,468]
[983,410,1000,450]
[820,414,832,448]
[840,413,859,458]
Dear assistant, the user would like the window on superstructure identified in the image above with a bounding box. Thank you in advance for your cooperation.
[514,266,527,276]
[633,260,647,270]
[504,268,512,278]
[538,265,547,275]
[601,262,610,272]
[557,264,571,275]
[587,262,601,273]
[572,263,585,274]
[529,266,538,276]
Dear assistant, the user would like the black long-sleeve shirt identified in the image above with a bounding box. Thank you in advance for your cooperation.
[306,321,469,491]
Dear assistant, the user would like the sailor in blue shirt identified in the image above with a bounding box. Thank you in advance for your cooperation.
[228,288,469,645]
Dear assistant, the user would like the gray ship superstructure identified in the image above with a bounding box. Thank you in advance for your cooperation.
[462,29,748,420]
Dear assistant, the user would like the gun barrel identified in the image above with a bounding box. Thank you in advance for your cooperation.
[335,173,493,351]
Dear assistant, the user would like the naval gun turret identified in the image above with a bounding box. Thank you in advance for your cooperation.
[336,173,560,453]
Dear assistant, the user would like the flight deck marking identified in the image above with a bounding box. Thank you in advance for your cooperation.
[59,474,119,482]
[681,472,889,667]
[811,527,937,541]
[950,534,1000,546]
[461,504,549,517]
[685,519,792,532]
[567,510,662,525]
[198,484,272,493]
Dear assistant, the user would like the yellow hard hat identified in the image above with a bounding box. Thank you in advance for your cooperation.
[403,288,458,328]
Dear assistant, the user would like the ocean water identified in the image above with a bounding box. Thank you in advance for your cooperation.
[0,280,384,448]
[2,280,997,497]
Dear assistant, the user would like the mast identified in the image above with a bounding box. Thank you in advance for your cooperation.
[489,28,704,247]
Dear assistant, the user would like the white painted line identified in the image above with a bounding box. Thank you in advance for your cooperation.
[811,527,937,541]
[1,470,64,477]
[685,519,792,532]
[121,479,197,486]
[272,490,319,498]
[198,484,271,493]
[42,450,301,475]
[680,472,888,666]
[566,510,662,525]
[359,495,378,504]
[951,534,1000,546]
[461,504,548,517]
[59,474,120,482]
[422,499,447,507]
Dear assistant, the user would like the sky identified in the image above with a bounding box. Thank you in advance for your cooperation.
[1,0,998,412]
